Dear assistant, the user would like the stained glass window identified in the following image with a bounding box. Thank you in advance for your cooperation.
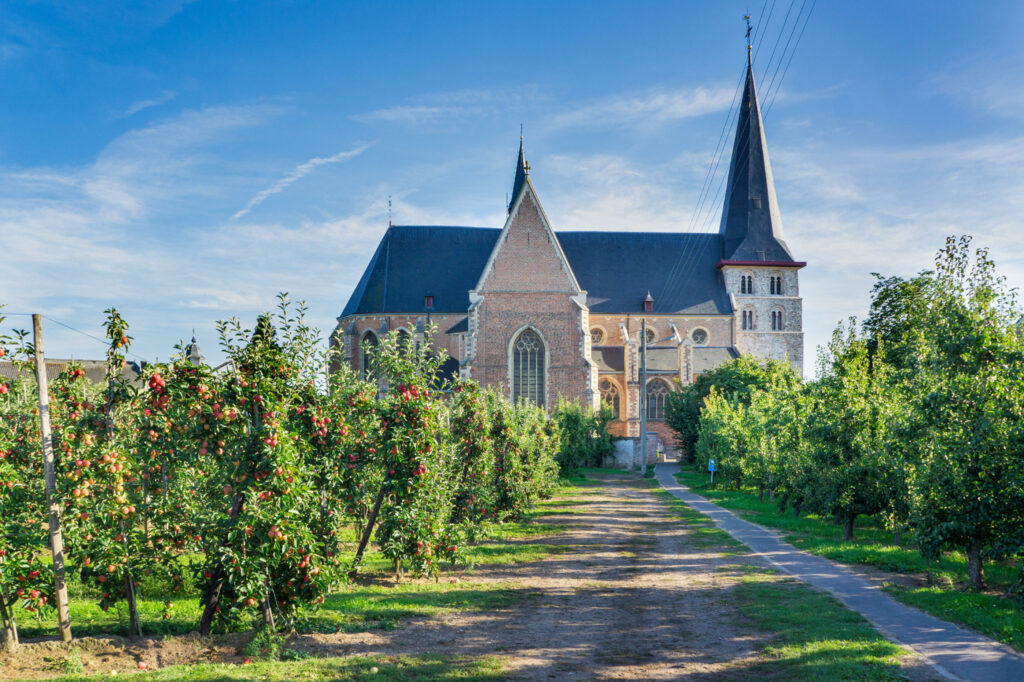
[646,380,670,421]
[599,378,620,418]
[512,329,545,407]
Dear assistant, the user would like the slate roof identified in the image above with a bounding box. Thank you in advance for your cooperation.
[445,317,469,334]
[341,227,733,318]
[692,346,740,374]
[593,346,624,373]
[1,359,142,387]
[341,226,500,315]
[644,347,680,373]
[558,232,731,315]
[718,56,795,263]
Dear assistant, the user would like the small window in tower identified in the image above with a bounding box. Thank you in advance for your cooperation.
[752,196,763,210]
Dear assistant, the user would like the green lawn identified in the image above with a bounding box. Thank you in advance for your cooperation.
[674,468,1024,652]
[725,570,911,680]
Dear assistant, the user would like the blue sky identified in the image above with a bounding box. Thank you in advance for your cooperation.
[2,0,1023,371]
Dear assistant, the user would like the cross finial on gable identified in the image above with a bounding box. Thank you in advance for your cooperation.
[524,160,530,175]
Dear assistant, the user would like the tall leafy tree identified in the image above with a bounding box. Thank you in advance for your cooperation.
[665,356,799,462]
[904,237,1024,590]
[800,322,901,541]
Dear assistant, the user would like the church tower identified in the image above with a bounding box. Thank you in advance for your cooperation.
[718,49,805,375]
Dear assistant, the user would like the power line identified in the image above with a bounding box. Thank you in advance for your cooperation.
[758,0,797,84]
[752,0,778,63]
[765,0,819,115]
[1,312,149,362]
[657,63,747,304]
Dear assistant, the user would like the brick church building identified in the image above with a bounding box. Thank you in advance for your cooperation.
[335,56,804,441]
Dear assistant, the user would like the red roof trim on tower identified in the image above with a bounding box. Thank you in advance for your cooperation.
[716,260,807,269]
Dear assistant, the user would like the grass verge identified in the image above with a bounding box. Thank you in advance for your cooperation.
[674,468,1024,653]
[725,571,912,680]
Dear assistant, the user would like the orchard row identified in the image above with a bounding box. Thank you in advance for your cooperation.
[0,298,569,647]
[667,237,1024,592]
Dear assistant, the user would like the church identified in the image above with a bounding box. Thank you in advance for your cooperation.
[334,55,804,442]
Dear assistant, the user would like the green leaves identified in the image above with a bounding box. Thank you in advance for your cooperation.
[673,236,1024,591]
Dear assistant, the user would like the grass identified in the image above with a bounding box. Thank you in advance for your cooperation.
[297,583,538,634]
[14,480,580,642]
[54,654,506,681]
[674,468,1024,653]
[725,572,911,680]
[649,477,917,679]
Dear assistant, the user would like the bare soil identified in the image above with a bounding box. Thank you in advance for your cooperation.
[0,473,939,680]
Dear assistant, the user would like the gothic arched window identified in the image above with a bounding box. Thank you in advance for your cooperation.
[599,378,620,418]
[360,331,379,380]
[396,329,413,355]
[512,329,545,407]
[646,379,670,421]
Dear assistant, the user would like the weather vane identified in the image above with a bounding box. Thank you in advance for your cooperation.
[387,195,392,227]
[745,14,752,52]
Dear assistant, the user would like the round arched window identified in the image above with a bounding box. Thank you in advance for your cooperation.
[691,328,708,345]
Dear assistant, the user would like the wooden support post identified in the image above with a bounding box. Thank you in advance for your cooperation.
[33,315,72,643]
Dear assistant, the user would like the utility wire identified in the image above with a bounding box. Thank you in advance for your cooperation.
[759,0,797,85]
[752,0,777,64]
[765,0,817,116]
[1,312,149,362]
[657,63,746,305]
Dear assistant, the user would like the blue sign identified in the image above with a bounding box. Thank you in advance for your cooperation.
[708,459,717,473]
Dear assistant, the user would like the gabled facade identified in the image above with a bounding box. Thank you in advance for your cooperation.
[335,58,805,444]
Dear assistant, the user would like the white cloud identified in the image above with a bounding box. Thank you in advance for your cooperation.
[548,85,736,130]
[117,90,178,118]
[933,57,1024,119]
[232,144,372,220]
[351,87,546,127]
[352,105,465,125]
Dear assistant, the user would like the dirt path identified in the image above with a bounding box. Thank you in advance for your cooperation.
[1,473,939,680]
[294,473,936,680]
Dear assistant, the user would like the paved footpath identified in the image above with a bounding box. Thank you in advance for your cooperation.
[655,462,1024,682]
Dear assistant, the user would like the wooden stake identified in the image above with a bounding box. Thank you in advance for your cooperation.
[33,315,72,643]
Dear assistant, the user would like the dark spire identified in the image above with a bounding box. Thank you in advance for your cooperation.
[508,134,528,214]
[718,54,794,263]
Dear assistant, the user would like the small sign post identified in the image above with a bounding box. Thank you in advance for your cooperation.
[708,458,717,486]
